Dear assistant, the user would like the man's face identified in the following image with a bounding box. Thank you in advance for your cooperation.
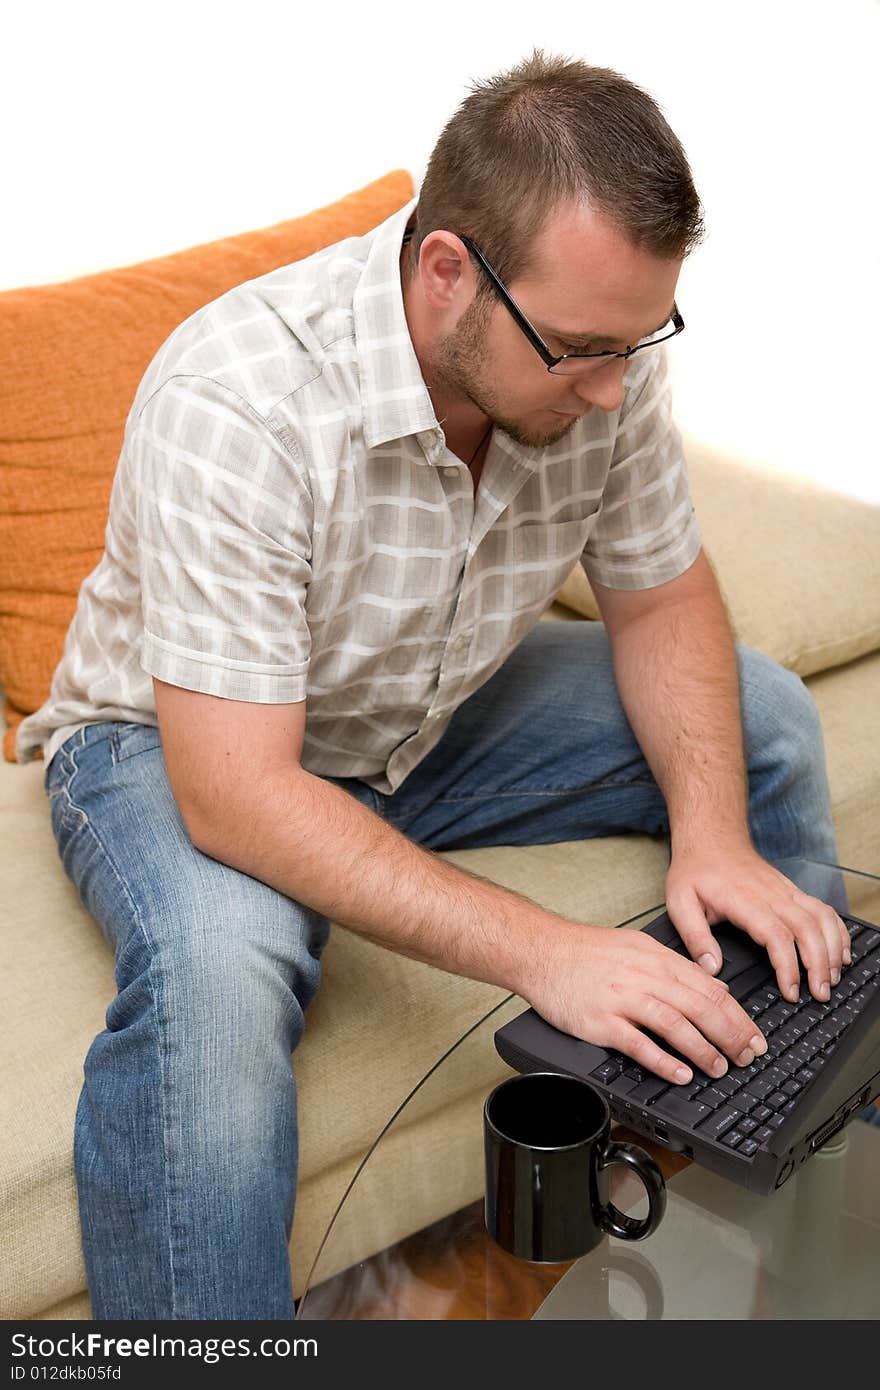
[430,200,683,448]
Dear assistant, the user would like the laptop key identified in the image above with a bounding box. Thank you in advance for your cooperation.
[628,1077,671,1104]
[679,1080,708,1103]
[608,1074,643,1098]
[697,1087,729,1111]
[739,1138,759,1157]
[756,986,781,1006]
[723,1129,744,1148]
[591,1060,623,1084]
[776,1054,802,1078]
[651,1093,713,1127]
[734,1090,762,1113]
[711,1073,744,1098]
[701,1106,744,1141]
[774,1023,802,1050]
[752,1105,773,1123]
[754,1125,775,1144]
[624,1065,649,1082]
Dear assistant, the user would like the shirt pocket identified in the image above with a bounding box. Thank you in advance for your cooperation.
[512,519,591,612]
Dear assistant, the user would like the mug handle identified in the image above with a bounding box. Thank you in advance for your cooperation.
[597,1140,667,1240]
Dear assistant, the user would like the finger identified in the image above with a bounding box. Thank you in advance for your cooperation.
[841,918,853,967]
[635,996,733,1080]
[656,940,730,992]
[666,953,731,995]
[738,902,801,1002]
[642,981,768,1075]
[608,1020,696,1086]
[665,884,723,975]
[791,890,850,978]
[768,897,834,1001]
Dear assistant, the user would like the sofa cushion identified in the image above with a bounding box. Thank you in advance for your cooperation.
[0,170,414,764]
[556,437,880,679]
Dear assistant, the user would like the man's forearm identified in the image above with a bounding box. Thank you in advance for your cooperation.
[607,572,751,853]
[192,764,577,995]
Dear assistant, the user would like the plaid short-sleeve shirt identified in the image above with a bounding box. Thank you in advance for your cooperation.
[16,196,702,792]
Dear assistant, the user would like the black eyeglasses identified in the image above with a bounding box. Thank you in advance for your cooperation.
[405,228,684,376]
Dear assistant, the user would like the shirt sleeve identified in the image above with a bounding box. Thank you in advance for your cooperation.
[581,345,702,591]
[133,373,313,703]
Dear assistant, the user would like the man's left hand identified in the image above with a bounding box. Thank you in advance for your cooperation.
[665,839,851,1003]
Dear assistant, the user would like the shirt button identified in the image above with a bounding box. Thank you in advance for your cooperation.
[443,466,458,477]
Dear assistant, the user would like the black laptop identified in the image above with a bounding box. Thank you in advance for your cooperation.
[494,859,880,1194]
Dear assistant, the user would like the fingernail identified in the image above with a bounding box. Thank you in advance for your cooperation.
[736,1048,755,1068]
[711,1057,728,1078]
[698,953,719,973]
[750,1034,768,1055]
[843,947,852,965]
[818,981,830,1001]
[831,969,840,986]
[674,1065,691,1083]
[786,983,800,1003]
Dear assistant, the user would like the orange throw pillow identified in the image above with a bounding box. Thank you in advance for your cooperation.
[0,170,414,762]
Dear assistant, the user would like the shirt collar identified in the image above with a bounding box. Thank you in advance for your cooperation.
[352,196,544,472]
[353,197,443,452]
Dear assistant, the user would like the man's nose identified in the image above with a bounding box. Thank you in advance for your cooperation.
[572,357,627,412]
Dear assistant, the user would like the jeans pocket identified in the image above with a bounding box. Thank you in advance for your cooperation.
[110,721,162,765]
[45,744,74,801]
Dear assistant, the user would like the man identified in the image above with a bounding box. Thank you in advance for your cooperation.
[16,51,848,1318]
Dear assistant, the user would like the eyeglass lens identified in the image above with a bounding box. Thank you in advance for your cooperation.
[549,327,675,376]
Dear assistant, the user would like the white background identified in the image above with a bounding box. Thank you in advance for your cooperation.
[3,0,878,499]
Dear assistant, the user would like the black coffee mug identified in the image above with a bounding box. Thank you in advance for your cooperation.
[484,1071,667,1262]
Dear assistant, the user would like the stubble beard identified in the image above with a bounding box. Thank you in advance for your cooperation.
[430,295,578,450]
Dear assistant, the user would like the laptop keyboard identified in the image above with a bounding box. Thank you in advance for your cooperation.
[589,918,880,1160]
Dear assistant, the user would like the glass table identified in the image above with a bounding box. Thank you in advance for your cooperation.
[296,859,880,1320]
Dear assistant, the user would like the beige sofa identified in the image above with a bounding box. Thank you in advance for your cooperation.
[2,186,879,1320]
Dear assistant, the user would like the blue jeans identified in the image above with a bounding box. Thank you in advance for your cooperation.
[44,622,841,1319]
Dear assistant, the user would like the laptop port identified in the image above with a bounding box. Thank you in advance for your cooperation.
[844,1088,870,1118]
[653,1123,669,1141]
[809,1114,847,1152]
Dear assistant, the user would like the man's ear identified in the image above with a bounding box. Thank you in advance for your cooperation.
[416,231,476,313]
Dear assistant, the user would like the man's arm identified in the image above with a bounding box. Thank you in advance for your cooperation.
[158,676,763,1086]
[590,548,849,999]
[591,548,749,849]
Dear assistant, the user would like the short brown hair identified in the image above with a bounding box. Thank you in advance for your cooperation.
[408,49,705,289]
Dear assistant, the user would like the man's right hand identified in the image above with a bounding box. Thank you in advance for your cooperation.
[528,923,769,1084]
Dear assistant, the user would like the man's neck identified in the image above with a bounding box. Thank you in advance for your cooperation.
[400,237,490,465]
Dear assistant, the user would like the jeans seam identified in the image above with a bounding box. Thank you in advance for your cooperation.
[67,739,180,1318]
[52,744,89,831]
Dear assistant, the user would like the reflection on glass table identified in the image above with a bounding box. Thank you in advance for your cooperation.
[296,859,880,1320]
